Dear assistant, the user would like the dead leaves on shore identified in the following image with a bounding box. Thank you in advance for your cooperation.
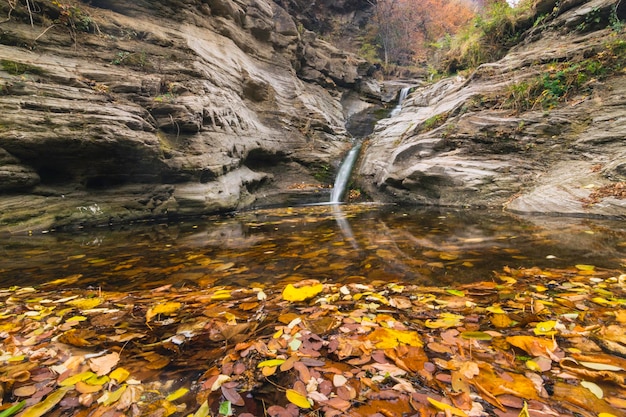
[0,266,624,416]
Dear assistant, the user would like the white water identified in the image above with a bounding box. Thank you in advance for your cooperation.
[330,143,362,203]
[389,86,411,117]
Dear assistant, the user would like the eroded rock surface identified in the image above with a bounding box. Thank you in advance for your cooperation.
[0,0,373,232]
[358,0,626,218]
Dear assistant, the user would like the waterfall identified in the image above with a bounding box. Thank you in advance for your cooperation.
[330,142,362,204]
[389,86,411,117]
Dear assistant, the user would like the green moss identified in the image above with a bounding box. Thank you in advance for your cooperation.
[421,113,449,132]
[1,60,47,76]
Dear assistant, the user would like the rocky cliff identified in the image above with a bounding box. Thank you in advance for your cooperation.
[358,0,626,218]
[0,0,374,232]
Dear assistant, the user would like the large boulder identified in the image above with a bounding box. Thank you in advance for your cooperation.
[357,6,626,219]
[0,0,369,232]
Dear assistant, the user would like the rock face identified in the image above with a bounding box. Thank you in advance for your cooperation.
[358,0,626,218]
[0,0,374,232]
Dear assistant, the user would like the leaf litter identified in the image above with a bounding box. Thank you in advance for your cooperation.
[0,266,624,416]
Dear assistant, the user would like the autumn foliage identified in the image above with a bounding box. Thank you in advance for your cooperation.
[367,0,476,66]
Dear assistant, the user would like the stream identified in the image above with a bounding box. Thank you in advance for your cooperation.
[1,204,624,291]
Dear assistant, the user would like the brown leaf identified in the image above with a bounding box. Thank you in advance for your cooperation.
[221,385,245,406]
[89,352,120,376]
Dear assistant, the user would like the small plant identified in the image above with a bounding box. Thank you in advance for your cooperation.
[111,51,130,65]
[52,0,93,32]
[609,3,624,31]
[503,40,626,112]
[111,51,150,68]
[577,6,602,32]
[421,113,448,132]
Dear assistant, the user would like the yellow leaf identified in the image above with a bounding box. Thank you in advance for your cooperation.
[21,386,71,417]
[460,331,492,340]
[193,400,210,417]
[282,283,323,302]
[533,320,557,336]
[486,305,506,314]
[367,327,423,349]
[97,385,127,406]
[575,264,595,271]
[59,371,96,386]
[427,397,467,417]
[146,302,182,322]
[109,367,130,383]
[490,313,514,328]
[75,381,103,394]
[425,313,464,329]
[66,315,87,322]
[211,290,232,300]
[67,298,103,310]
[518,401,530,417]
[525,360,541,372]
[285,389,311,409]
[85,375,110,385]
[166,387,189,402]
[257,359,286,368]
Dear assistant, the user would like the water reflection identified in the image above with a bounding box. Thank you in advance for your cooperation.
[1,205,624,290]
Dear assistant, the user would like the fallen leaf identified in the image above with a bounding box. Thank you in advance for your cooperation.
[146,302,182,322]
[427,397,468,416]
[258,359,286,368]
[109,367,130,383]
[166,387,189,402]
[286,389,311,408]
[21,386,71,417]
[580,380,603,399]
[282,283,323,302]
[89,352,120,376]
[0,401,26,417]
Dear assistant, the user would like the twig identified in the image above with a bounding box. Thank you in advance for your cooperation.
[34,23,56,43]
[1,0,17,24]
[25,0,33,26]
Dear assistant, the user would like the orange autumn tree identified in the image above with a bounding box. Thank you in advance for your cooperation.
[368,0,476,66]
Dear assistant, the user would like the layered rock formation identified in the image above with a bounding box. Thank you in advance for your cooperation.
[358,0,626,218]
[0,0,373,232]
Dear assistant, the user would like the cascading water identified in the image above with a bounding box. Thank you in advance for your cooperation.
[329,86,412,204]
[329,142,362,204]
[389,86,411,117]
